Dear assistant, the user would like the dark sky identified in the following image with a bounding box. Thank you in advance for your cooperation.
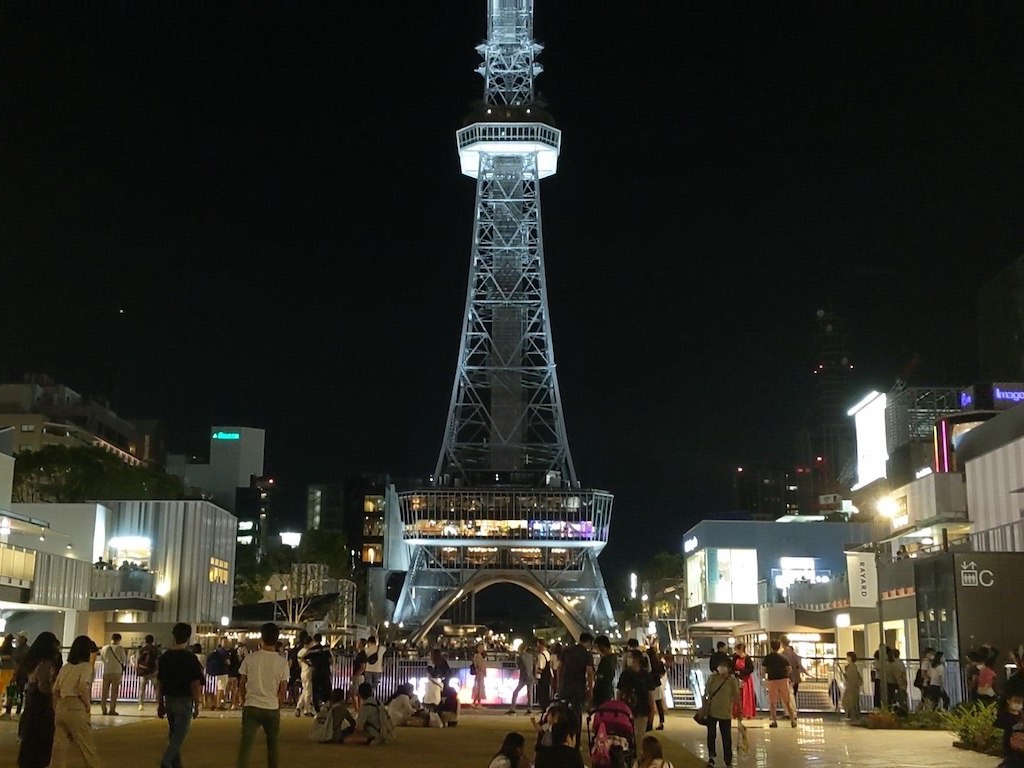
[3,4,1024,588]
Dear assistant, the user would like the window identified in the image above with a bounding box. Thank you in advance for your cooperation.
[19,424,34,432]
[209,557,229,585]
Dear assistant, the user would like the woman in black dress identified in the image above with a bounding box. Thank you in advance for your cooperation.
[18,631,63,768]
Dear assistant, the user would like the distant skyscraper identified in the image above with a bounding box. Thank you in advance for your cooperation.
[796,309,858,506]
[732,466,801,520]
[978,254,1024,381]
[306,474,387,569]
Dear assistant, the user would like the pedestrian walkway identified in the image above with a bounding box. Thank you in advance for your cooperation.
[0,705,1004,768]
[662,712,1002,768]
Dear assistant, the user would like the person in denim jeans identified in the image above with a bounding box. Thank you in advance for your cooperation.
[236,622,289,768]
[156,623,205,768]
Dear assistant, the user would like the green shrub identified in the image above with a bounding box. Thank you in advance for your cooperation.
[905,709,947,729]
[940,701,1002,753]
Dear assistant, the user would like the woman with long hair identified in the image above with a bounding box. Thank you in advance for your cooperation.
[487,731,528,768]
[51,635,102,768]
[730,643,757,720]
[423,648,450,711]
[17,631,63,768]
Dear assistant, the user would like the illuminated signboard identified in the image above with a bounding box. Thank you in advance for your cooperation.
[849,391,887,490]
[212,431,240,440]
[959,388,974,409]
[992,383,1024,409]
[684,537,699,553]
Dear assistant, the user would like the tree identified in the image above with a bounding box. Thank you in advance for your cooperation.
[642,551,686,586]
[233,529,354,622]
[12,445,184,502]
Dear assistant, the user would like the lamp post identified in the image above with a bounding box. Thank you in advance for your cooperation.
[264,583,289,622]
[875,543,889,711]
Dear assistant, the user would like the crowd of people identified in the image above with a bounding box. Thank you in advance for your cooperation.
[6,623,1024,768]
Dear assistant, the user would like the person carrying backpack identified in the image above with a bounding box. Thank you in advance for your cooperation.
[350,681,395,744]
[135,634,160,710]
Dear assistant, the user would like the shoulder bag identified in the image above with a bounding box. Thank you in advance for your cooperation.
[694,677,728,726]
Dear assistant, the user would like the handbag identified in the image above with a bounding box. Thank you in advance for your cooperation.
[694,677,728,726]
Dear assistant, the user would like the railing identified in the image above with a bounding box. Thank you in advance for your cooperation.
[90,568,157,599]
[88,651,982,714]
[788,556,918,610]
[457,123,560,152]
[670,655,976,714]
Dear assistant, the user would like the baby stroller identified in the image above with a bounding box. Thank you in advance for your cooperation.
[587,699,636,768]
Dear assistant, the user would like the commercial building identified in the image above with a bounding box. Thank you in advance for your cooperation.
[680,517,888,660]
[0,442,236,646]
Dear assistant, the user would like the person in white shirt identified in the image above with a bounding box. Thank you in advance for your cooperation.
[98,633,127,716]
[236,622,290,768]
[386,683,423,726]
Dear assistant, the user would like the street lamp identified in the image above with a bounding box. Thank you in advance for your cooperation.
[265,583,289,621]
[874,543,889,711]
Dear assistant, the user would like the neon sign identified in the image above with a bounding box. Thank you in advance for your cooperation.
[993,386,1024,404]
[212,431,240,440]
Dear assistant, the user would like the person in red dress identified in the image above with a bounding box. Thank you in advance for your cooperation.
[731,643,757,720]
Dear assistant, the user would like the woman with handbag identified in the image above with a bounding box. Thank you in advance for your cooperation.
[696,659,741,768]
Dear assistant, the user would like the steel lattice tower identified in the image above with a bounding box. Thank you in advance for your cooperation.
[391,0,616,643]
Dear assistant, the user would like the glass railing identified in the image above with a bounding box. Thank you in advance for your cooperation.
[90,568,157,599]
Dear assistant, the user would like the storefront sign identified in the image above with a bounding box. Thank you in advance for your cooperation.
[846,552,878,608]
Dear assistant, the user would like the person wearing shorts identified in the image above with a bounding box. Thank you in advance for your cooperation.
[762,639,796,727]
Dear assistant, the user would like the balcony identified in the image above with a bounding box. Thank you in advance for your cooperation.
[787,555,918,610]
[89,568,158,611]
[397,488,613,548]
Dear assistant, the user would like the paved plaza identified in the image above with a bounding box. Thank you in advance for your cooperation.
[0,705,1005,768]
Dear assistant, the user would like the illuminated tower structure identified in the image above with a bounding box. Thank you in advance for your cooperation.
[392,0,616,643]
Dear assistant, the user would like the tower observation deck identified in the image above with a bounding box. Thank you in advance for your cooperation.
[392,0,616,643]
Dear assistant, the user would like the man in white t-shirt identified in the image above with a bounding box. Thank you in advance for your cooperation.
[237,622,290,768]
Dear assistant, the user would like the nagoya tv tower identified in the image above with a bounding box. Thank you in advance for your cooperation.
[391,0,616,643]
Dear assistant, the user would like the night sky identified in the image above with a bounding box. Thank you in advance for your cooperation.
[3,4,1024,589]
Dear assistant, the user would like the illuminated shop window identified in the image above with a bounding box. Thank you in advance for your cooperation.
[686,551,706,608]
[706,548,758,604]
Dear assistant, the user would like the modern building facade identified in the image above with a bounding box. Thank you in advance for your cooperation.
[0,374,166,468]
[306,474,389,569]
[680,517,888,659]
[166,425,273,559]
[0,442,236,646]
